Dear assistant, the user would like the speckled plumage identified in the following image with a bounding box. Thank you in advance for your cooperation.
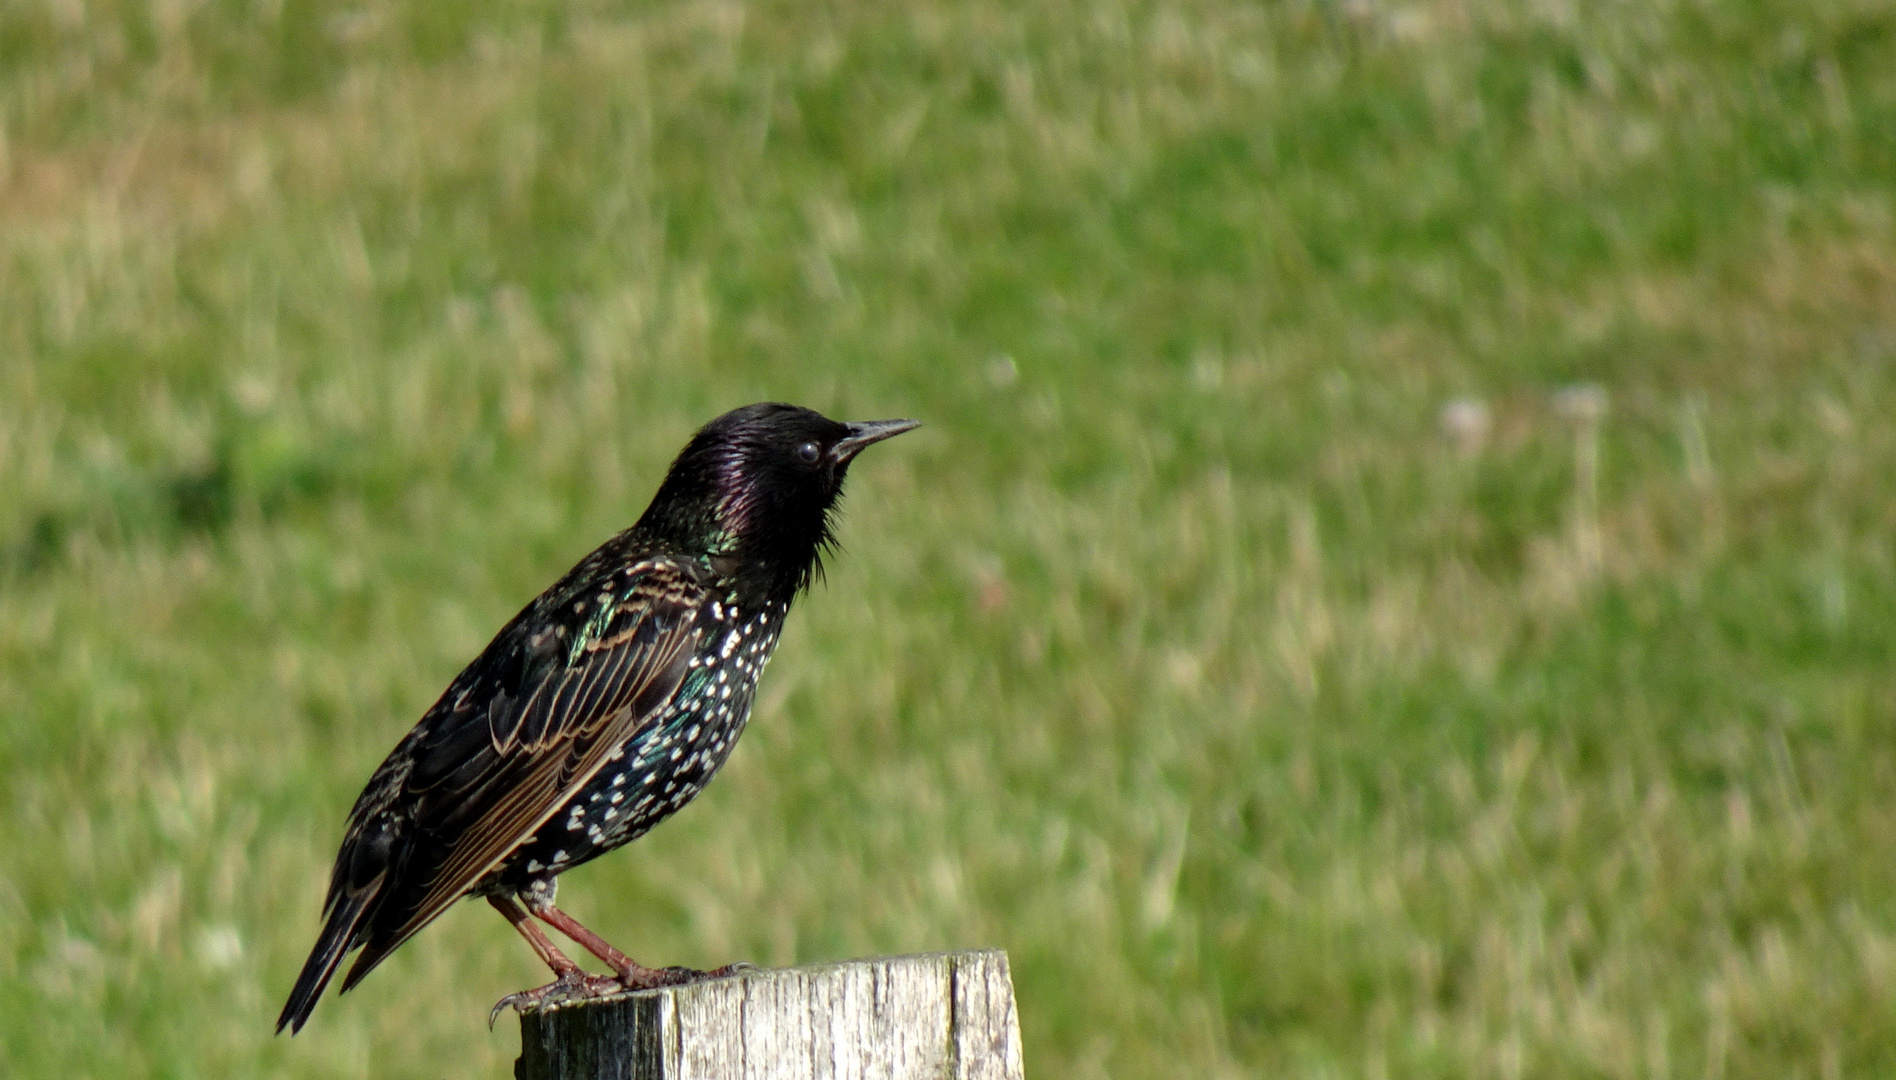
[279,404,916,1034]
[480,589,787,894]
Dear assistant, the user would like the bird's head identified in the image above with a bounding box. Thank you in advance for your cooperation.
[639,403,918,598]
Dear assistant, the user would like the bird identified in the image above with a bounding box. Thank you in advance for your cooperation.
[277,403,918,1034]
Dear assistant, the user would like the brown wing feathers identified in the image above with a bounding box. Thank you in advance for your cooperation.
[323,558,707,997]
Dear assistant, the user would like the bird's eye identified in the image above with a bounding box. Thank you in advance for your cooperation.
[795,441,821,463]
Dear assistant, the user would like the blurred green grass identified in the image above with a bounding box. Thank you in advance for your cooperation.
[3,0,1894,1076]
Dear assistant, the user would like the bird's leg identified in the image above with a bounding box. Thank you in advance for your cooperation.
[526,895,753,990]
[486,895,624,1025]
[489,895,582,976]
[526,898,692,989]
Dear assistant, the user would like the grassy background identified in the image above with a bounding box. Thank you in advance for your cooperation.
[3,0,1894,1076]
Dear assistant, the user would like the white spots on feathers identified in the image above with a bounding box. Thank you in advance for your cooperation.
[491,601,792,888]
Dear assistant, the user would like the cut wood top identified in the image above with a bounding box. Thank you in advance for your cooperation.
[515,949,1025,1080]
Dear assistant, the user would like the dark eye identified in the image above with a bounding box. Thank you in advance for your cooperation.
[795,441,821,463]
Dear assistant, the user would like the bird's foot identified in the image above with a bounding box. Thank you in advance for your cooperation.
[488,971,627,1028]
[488,962,759,1026]
[617,959,756,990]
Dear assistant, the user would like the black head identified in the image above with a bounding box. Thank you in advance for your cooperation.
[637,403,918,599]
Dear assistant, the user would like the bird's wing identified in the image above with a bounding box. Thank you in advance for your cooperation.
[340,555,710,983]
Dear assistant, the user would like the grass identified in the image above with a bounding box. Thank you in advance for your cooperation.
[2,0,1894,1076]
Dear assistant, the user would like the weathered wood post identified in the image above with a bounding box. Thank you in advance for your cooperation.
[515,950,1025,1080]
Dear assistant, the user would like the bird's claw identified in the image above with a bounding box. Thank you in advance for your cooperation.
[643,960,754,987]
[488,971,627,1028]
[488,962,758,1027]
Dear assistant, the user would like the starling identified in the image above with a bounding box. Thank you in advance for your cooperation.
[277,403,917,1034]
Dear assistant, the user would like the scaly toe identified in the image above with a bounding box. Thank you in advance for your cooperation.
[489,972,626,1028]
[638,961,753,987]
[614,964,700,990]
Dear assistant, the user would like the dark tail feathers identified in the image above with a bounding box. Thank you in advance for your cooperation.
[276,885,377,1035]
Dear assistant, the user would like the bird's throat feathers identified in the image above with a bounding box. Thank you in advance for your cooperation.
[634,427,843,606]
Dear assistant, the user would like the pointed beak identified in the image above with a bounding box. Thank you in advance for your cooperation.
[831,418,921,463]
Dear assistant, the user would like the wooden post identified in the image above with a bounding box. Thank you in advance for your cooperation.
[514,950,1025,1080]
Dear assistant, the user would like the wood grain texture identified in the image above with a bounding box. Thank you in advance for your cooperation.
[515,950,1025,1080]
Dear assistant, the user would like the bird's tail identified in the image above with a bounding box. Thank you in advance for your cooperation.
[276,883,378,1035]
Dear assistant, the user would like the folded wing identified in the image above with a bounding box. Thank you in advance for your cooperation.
[278,555,709,1031]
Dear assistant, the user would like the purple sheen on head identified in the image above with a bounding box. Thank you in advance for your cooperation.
[633,403,911,603]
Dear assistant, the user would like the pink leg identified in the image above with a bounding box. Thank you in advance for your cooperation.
[487,895,583,977]
[485,895,624,1025]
